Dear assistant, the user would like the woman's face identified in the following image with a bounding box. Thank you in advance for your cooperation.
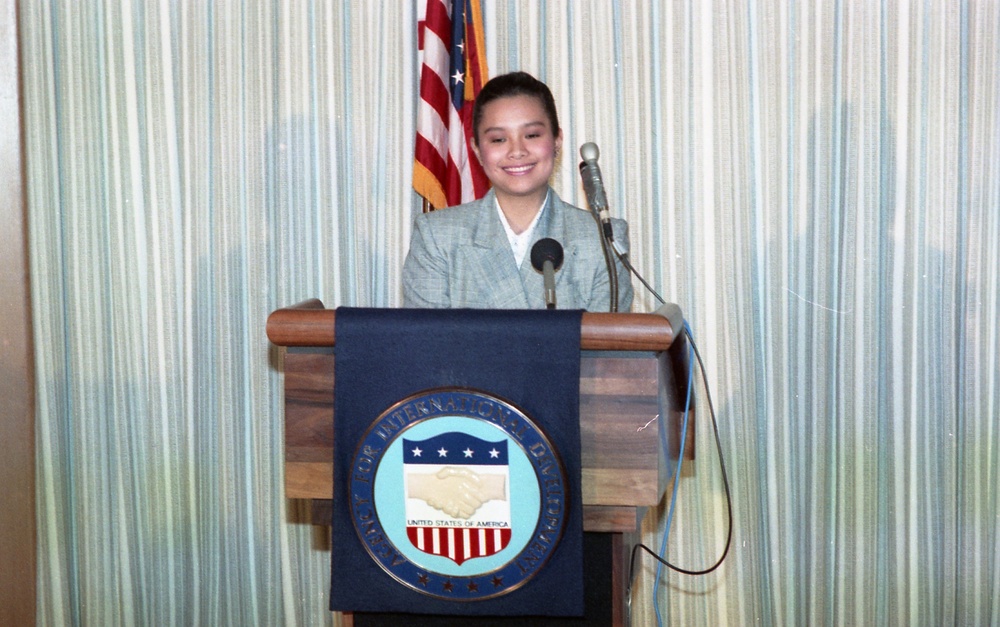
[472,94,562,208]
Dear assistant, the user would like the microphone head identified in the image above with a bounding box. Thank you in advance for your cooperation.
[530,238,564,272]
[580,142,600,164]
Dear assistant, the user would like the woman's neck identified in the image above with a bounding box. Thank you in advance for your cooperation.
[496,189,547,234]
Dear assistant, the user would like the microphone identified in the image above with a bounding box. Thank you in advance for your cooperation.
[579,142,615,241]
[530,238,564,310]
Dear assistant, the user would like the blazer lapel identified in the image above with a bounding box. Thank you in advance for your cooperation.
[470,191,531,308]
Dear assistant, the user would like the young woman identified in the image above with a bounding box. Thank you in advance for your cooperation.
[402,71,633,311]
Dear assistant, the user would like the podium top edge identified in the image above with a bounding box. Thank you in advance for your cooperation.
[266,301,679,351]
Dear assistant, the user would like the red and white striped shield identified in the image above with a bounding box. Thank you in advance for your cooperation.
[406,526,512,565]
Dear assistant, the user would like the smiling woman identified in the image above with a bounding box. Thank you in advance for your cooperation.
[402,72,634,311]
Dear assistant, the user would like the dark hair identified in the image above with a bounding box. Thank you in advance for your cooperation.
[472,72,561,145]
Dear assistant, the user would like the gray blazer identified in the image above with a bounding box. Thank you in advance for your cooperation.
[402,188,633,311]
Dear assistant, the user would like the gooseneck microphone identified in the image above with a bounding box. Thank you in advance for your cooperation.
[530,238,564,310]
[579,142,619,312]
[579,142,615,241]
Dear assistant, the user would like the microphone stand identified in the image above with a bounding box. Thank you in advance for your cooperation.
[579,144,620,312]
[597,223,619,312]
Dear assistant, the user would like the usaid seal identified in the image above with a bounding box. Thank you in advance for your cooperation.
[348,388,569,600]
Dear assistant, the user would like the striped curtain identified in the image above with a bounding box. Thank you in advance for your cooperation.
[22,1,999,625]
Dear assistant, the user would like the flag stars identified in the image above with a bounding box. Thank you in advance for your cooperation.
[463,448,474,458]
[437,447,449,458]
[489,448,500,458]
[411,447,423,457]
[452,70,465,85]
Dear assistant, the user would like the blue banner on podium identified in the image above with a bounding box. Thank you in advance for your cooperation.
[330,308,584,617]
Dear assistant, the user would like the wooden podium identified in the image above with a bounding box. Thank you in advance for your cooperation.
[266,300,693,626]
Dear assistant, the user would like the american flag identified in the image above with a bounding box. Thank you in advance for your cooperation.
[413,0,490,210]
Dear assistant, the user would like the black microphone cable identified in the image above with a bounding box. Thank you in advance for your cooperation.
[610,242,664,306]
[620,264,734,610]
[576,138,732,592]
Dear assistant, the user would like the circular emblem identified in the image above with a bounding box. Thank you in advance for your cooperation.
[348,388,569,601]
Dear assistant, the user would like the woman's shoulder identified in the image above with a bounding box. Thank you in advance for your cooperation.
[551,192,628,229]
[416,194,492,227]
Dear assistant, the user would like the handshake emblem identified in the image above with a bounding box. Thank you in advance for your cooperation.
[407,466,508,519]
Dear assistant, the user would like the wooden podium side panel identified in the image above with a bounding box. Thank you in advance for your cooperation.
[284,349,334,499]
[579,354,663,508]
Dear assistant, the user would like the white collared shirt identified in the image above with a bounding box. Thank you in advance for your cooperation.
[495,191,549,267]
